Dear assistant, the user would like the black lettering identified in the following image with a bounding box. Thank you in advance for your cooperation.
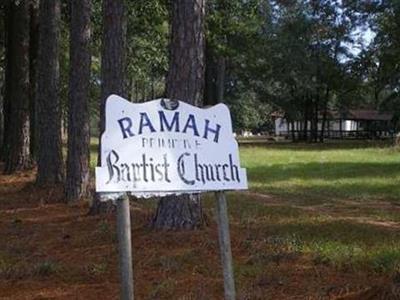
[155,164,164,181]
[118,117,134,139]
[162,154,171,182]
[222,164,230,181]
[177,153,195,185]
[131,163,141,181]
[149,157,155,181]
[138,112,156,134]
[182,114,200,137]
[194,154,205,184]
[120,163,131,181]
[204,164,216,181]
[203,119,221,142]
[229,154,240,182]
[215,164,222,181]
[159,111,179,132]
[141,154,149,182]
[106,150,121,183]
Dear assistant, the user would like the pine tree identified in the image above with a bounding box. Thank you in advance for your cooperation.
[65,0,91,201]
[4,0,31,173]
[36,0,64,185]
[90,0,126,214]
[152,0,206,229]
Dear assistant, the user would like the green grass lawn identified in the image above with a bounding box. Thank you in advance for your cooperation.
[233,141,400,274]
[241,141,400,203]
[91,139,400,274]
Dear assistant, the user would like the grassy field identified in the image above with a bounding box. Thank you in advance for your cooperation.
[241,141,400,203]
[233,141,400,274]
[1,140,400,298]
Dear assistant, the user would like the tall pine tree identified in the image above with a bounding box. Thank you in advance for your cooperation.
[152,0,206,229]
[90,0,126,214]
[4,0,31,173]
[65,0,91,201]
[36,0,64,185]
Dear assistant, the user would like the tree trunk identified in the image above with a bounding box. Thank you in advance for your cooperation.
[216,56,226,103]
[339,117,343,139]
[302,100,308,141]
[1,2,13,161]
[313,100,319,143]
[152,0,206,230]
[290,120,295,142]
[141,81,146,102]
[4,0,31,174]
[65,0,91,202]
[320,106,327,143]
[204,46,216,106]
[164,0,205,106]
[36,0,64,185]
[0,6,5,153]
[319,88,330,143]
[0,72,3,156]
[135,79,139,101]
[29,0,39,160]
[128,78,134,100]
[89,0,126,214]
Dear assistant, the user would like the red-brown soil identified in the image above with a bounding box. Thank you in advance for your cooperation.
[0,166,396,299]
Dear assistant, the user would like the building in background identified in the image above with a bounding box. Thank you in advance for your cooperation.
[273,109,394,139]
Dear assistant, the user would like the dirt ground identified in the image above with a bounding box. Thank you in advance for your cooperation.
[0,165,397,299]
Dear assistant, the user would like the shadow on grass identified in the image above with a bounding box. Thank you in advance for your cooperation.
[250,181,400,204]
[258,219,400,244]
[247,162,400,182]
[261,219,400,271]
[228,196,400,272]
[245,161,400,203]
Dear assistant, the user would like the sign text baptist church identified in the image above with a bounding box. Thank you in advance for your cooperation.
[96,95,247,196]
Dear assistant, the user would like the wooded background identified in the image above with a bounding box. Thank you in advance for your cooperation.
[0,0,399,228]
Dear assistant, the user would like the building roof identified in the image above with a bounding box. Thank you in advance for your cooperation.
[271,109,393,121]
[346,110,393,121]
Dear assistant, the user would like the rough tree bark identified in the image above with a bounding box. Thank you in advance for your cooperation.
[1,2,13,161]
[152,0,206,230]
[165,0,205,107]
[0,73,3,157]
[89,0,126,214]
[204,46,216,106]
[216,56,226,103]
[36,0,64,185]
[0,6,5,153]
[29,0,39,160]
[65,0,91,202]
[4,0,31,173]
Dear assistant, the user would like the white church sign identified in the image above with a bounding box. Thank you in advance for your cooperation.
[96,95,248,196]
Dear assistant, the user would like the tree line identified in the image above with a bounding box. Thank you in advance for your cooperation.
[0,0,399,228]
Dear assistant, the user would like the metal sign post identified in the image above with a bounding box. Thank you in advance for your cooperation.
[116,194,134,300]
[216,191,236,300]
